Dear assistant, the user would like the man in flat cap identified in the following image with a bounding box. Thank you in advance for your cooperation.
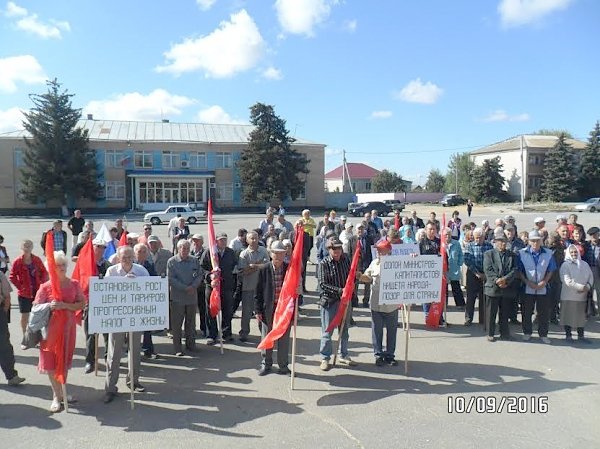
[584,227,600,316]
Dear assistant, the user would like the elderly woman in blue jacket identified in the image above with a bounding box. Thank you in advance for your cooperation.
[441,227,466,308]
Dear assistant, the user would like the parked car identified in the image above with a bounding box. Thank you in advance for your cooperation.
[383,199,405,212]
[348,201,391,217]
[575,197,600,213]
[440,194,467,207]
[144,204,207,225]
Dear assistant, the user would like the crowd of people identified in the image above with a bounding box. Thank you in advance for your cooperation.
[0,207,598,412]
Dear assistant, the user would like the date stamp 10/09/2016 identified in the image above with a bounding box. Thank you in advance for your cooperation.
[447,395,548,414]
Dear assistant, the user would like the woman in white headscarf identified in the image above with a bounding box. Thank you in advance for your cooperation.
[559,244,594,343]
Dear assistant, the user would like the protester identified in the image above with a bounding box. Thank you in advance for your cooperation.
[0,235,9,274]
[420,222,443,324]
[584,227,600,315]
[359,239,399,366]
[441,227,466,308]
[448,211,462,240]
[466,199,473,217]
[33,251,85,412]
[300,209,316,262]
[0,270,25,386]
[138,224,153,246]
[148,235,171,276]
[228,228,248,258]
[67,210,85,249]
[464,228,492,326]
[77,221,96,244]
[190,234,207,338]
[41,220,68,255]
[356,222,374,308]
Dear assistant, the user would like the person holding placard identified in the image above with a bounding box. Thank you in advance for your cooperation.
[359,240,399,366]
[420,222,443,324]
[441,227,466,308]
[103,246,149,404]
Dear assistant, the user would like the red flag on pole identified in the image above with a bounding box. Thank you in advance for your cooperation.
[207,199,221,318]
[118,230,128,247]
[326,239,362,333]
[43,231,68,384]
[426,213,447,328]
[257,224,305,350]
[394,214,400,231]
[72,238,97,325]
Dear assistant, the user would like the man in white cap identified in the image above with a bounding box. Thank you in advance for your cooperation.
[148,235,171,277]
[504,215,517,234]
[533,217,546,232]
[517,230,557,344]
[335,215,348,236]
[255,240,291,375]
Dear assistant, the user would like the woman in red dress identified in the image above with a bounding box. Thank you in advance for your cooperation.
[33,251,85,412]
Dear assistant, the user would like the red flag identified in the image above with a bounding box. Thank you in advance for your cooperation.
[72,238,97,325]
[426,213,447,328]
[206,199,221,318]
[394,214,400,231]
[118,230,128,247]
[43,231,68,384]
[325,239,362,333]
[257,224,305,350]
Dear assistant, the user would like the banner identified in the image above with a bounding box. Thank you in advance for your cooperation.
[88,276,169,333]
[378,255,443,305]
[370,243,419,260]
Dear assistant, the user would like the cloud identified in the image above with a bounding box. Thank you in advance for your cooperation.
[84,89,196,121]
[156,9,265,78]
[0,107,25,133]
[370,110,392,119]
[343,19,357,33]
[0,55,47,93]
[196,0,217,10]
[325,147,342,157]
[262,66,283,80]
[4,2,70,39]
[275,0,333,37]
[196,105,247,125]
[498,0,574,27]
[481,109,530,122]
[394,78,443,104]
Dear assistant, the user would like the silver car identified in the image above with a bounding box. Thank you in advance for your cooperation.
[575,197,600,213]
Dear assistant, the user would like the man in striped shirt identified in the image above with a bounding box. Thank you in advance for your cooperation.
[318,238,357,371]
[464,228,493,326]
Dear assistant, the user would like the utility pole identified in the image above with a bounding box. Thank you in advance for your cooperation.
[520,135,525,210]
[455,153,459,194]
[342,149,354,193]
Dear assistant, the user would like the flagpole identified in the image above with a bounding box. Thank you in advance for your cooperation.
[129,331,135,410]
[404,306,411,375]
[332,303,348,368]
[61,383,69,413]
[290,296,299,390]
[217,311,224,355]
[94,334,99,376]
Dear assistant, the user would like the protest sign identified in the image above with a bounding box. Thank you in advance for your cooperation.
[88,276,169,333]
[378,255,443,305]
[370,243,419,260]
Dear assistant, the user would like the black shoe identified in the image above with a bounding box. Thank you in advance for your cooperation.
[84,363,94,374]
[386,358,399,366]
[103,392,116,403]
[224,335,234,342]
[206,339,217,346]
[127,382,146,392]
[500,335,512,341]
[258,366,271,376]
[349,319,356,327]
[550,318,559,325]
[362,302,369,308]
[277,366,291,375]
[175,351,184,357]
[375,357,385,367]
[464,319,472,326]
[578,337,592,344]
[239,336,248,343]
[509,319,521,325]
[566,335,574,342]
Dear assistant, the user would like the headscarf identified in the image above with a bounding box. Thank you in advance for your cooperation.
[564,244,581,268]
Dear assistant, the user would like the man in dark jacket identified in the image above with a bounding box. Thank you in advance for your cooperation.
[41,220,68,255]
[254,241,290,376]
[357,222,374,307]
[199,232,238,344]
[483,229,520,341]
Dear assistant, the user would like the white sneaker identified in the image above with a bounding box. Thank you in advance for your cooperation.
[522,334,531,341]
[319,360,330,371]
[338,357,358,366]
[541,337,551,344]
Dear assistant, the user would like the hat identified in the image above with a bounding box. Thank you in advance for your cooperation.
[556,214,567,221]
[481,220,489,226]
[504,215,515,221]
[493,227,507,241]
[191,234,203,240]
[528,230,543,240]
[534,217,545,224]
[127,232,140,239]
[504,224,516,232]
[356,222,365,229]
[92,238,107,247]
[147,235,160,243]
[587,226,600,236]
[269,240,287,253]
[282,239,292,247]
[344,222,353,229]
[216,231,227,240]
[340,215,347,221]
[326,238,343,249]
[376,239,392,252]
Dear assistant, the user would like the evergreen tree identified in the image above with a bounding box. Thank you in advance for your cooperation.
[471,156,506,202]
[424,168,446,192]
[21,79,98,210]
[238,103,309,203]
[443,152,476,198]
[371,169,406,192]
[577,121,600,199]
[540,133,576,202]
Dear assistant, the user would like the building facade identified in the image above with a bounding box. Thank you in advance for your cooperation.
[0,119,326,211]
[470,135,586,200]
[324,162,380,193]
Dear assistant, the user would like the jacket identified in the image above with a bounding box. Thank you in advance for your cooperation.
[483,248,520,298]
[9,254,48,299]
[254,262,289,324]
[40,229,68,254]
[445,239,464,281]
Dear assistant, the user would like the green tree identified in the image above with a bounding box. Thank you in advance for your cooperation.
[577,121,600,199]
[21,79,98,211]
[424,168,445,192]
[533,128,574,138]
[471,156,506,202]
[444,152,476,198]
[238,103,309,203]
[371,169,406,192]
[540,133,576,202]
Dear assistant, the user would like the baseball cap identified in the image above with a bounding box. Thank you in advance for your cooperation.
[556,214,567,221]
[127,232,140,239]
[587,226,599,236]
[92,238,107,247]
[326,238,343,249]
[147,235,160,243]
[534,217,545,224]
[191,234,203,240]
[528,230,543,240]
[216,231,227,240]
[493,227,507,241]
[504,215,515,221]
[269,240,287,253]
[344,222,353,229]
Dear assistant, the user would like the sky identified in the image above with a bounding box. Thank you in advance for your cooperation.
[0,0,598,187]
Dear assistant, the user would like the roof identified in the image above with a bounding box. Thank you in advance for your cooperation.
[0,119,322,146]
[325,162,380,179]
[471,134,587,156]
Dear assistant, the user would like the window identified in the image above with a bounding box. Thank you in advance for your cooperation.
[134,150,153,168]
[106,181,126,200]
[216,182,233,201]
[215,152,233,168]
[189,152,207,169]
[296,182,306,200]
[365,182,372,191]
[162,151,180,169]
[528,176,542,188]
[528,154,543,166]
[105,150,125,168]
[14,148,25,168]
